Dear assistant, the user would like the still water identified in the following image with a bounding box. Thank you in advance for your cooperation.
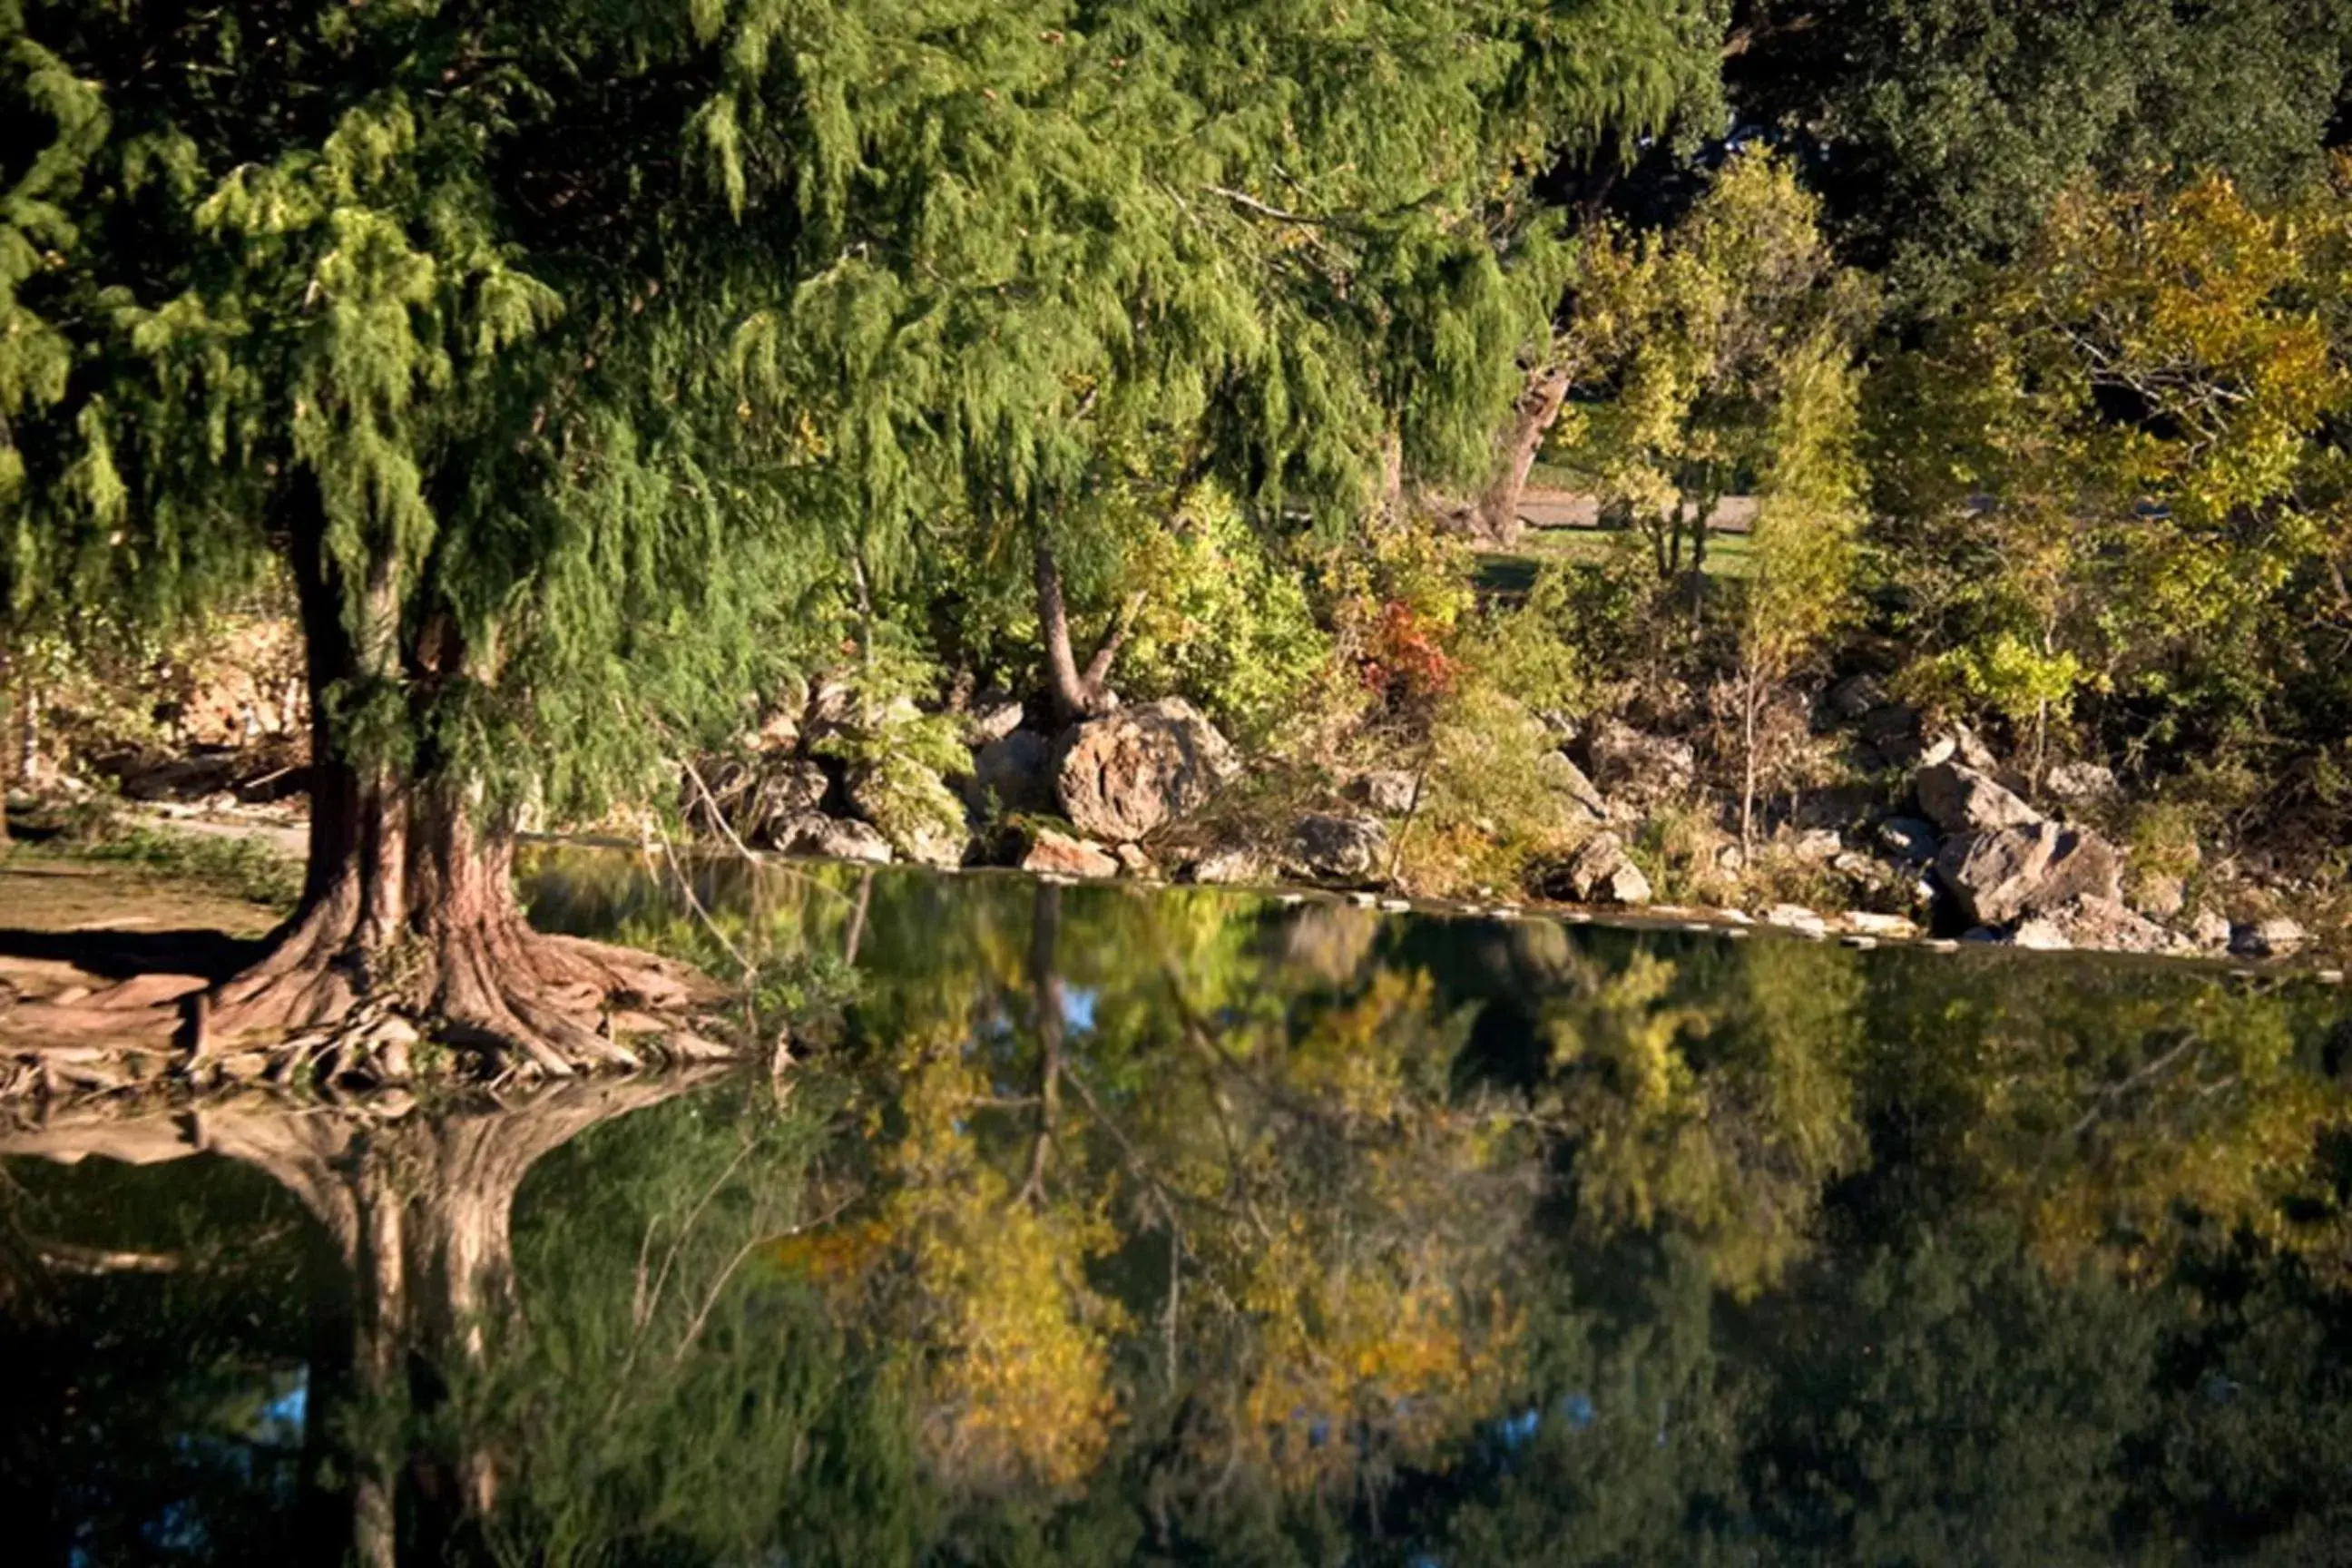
[4,853,2349,1565]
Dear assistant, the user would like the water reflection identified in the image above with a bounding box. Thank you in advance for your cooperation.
[3,853,2349,1563]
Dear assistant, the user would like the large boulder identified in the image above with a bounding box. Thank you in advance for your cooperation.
[773,813,894,865]
[1288,814,1390,884]
[971,730,1055,814]
[1054,699,1239,842]
[1916,761,2041,838]
[1936,822,2123,927]
[1020,828,1120,879]
[1556,831,1654,907]
[1588,721,1695,804]
[963,695,1029,747]
[848,758,968,869]
[691,755,830,845]
[1538,751,1610,824]
[746,760,829,831]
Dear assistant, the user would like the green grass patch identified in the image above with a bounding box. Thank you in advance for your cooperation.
[64,826,303,912]
[1523,461,1585,492]
[1475,524,1753,598]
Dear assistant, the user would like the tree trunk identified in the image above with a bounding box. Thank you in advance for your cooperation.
[1377,427,1406,529]
[1034,533,1129,727]
[1,478,714,1078]
[1017,880,1065,1208]
[1466,363,1573,548]
[1740,670,1762,857]
[1689,512,1710,620]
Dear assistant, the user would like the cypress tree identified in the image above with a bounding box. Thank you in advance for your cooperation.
[700,0,1720,719]
[0,0,769,1072]
[1,0,1716,1073]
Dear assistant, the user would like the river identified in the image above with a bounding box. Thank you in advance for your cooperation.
[4,851,2348,1563]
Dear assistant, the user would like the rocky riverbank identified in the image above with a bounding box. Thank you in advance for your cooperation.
[674,672,2344,968]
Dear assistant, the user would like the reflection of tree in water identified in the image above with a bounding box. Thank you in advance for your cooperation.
[3,863,2351,1563]
[1,1076,731,1567]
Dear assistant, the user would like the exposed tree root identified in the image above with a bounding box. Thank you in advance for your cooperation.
[0,896,730,1102]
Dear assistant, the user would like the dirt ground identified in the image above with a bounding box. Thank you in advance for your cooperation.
[0,856,280,1006]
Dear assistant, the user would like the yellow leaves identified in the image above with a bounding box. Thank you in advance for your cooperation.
[1282,968,1430,1122]
[1238,1230,1521,1485]
[849,1046,1124,1492]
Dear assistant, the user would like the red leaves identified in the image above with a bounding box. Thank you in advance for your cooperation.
[1358,598,1456,710]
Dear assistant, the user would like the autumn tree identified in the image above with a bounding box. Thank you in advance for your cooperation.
[1874,166,2352,811]
[1551,148,1870,629]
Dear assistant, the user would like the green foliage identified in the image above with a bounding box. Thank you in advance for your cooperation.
[1553,148,1874,606]
[701,0,1717,718]
[1731,0,2352,310]
[1112,485,1329,744]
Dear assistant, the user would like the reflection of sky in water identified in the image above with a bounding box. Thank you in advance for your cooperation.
[261,1377,308,1440]
[78,1368,310,1564]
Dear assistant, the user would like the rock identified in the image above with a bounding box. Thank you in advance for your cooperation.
[1790,828,1843,863]
[1113,842,1160,879]
[1054,699,1239,842]
[2231,916,2309,959]
[1827,673,1886,720]
[2028,895,2176,955]
[1588,720,1695,804]
[971,730,1056,814]
[1844,911,1919,938]
[741,760,829,838]
[2189,906,2233,954]
[1936,824,2055,927]
[1352,769,1420,816]
[2044,760,2119,803]
[1936,822,2122,927]
[1875,817,1941,863]
[1020,828,1120,879]
[1558,832,1653,906]
[1535,709,1581,744]
[1764,904,1828,938]
[2010,916,2073,951]
[964,698,1029,747]
[799,677,857,742]
[1918,723,2000,774]
[2129,872,2187,921]
[2038,828,2124,909]
[1188,845,1268,886]
[1288,813,1390,883]
[848,758,968,869]
[1916,761,2041,838]
[747,702,799,754]
[1537,751,1610,822]
[773,814,893,864]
